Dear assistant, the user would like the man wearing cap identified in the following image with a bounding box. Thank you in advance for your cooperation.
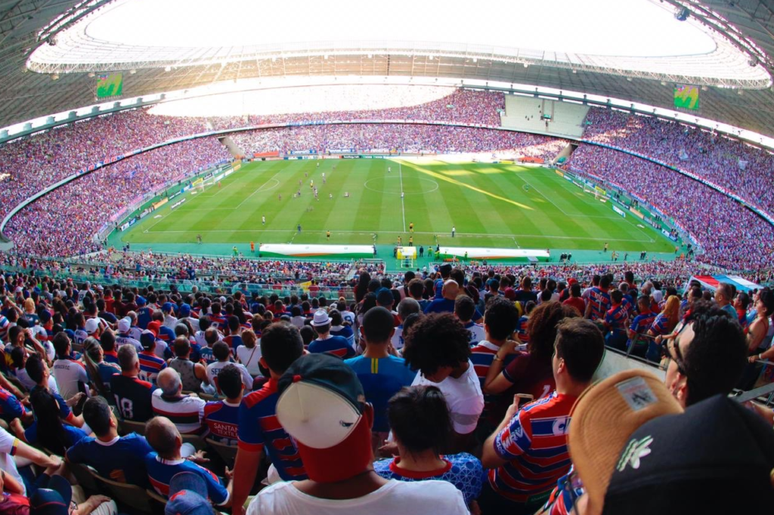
[308,310,355,359]
[152,369,207,435]
[136,296,153,329]
[51,332,89,401]
[148,318,174,357]
[480,318,605,515]
[403,313,484,453]
[245,353,468,515]
[145,417,231,504]
[138,331,167,385]
[115,318,142,352]
[162,303,179,331]
[111,344,158,422]
[66,396,154,488]
[549,381,774,514]
[178,304,200,333]
[232,323,306,512]
[344,307,417,435]
[424,280,460,315]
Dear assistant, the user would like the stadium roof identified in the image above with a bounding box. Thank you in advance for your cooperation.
[0,0,773,135]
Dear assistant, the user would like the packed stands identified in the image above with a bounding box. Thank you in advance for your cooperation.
[582,108,774,218]
[568,145,774,271]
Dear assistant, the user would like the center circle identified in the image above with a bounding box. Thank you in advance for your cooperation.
[363,176,439,195]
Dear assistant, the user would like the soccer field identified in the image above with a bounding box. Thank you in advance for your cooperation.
[119,158,675,254]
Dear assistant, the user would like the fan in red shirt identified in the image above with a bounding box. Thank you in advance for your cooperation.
[561,283,586,316]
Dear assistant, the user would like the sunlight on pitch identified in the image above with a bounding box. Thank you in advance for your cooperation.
[405,162,534,211]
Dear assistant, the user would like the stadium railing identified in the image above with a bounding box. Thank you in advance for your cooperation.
[2,265,356,300]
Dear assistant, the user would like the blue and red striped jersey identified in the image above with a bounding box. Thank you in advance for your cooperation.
[307,336,354,359]
[203,400,240,446]
[237,378,307,481]
[488,391,576,504]
[145,453,228,505]
[587,287,611,321]
[138,351,167,384]
[0,388,26,423]
[604,305,628,333]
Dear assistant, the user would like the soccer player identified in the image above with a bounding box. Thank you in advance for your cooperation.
[409,222,414,232]
[452,226,456,238]
[196,234,202,244]
[326,230,331,241]
[388,166,392,173]
[261,216,265,225]
[297,224,301,233]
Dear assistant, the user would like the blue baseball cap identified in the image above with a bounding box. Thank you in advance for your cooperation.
[162,302,175,313]
[165,472,213,515]
[136,296,146,306]
[179,304,191,317]
[31,475,72,515]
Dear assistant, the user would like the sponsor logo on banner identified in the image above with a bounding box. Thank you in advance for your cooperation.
[170,198,186,210]
[613,205,626,218]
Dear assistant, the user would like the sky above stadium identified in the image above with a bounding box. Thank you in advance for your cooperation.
[84,0,715,58]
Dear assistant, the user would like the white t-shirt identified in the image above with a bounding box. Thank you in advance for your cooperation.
[206,361,254,391]
[0,426,26,495]
[236,345,262,376]
[14,370,59,394]
[411,360,484,435]
[246,479,466,515]
[52,358,89,400]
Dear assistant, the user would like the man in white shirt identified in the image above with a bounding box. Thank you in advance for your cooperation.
[402,313,484,453]
[244,353,467,515]
[205,342,253,393]
[151,368,206,435]
[51,332,89,400]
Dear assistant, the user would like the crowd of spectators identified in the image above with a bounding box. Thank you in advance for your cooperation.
[2,87,774,275]
[4,138,229,257]
[230,124,567,157]
[582,108,774,218]
[568,144,774,271]
[0,259,772,515]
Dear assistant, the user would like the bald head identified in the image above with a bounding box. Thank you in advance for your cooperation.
[157,368,182,397]
[145,416,180,459]
[442,280,460,301]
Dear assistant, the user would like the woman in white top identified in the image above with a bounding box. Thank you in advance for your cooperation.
[236,329,262,377]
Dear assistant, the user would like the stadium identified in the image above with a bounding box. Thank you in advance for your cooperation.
[1,0,774,513]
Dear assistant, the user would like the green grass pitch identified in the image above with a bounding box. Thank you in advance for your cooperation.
[120,159,674,253]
